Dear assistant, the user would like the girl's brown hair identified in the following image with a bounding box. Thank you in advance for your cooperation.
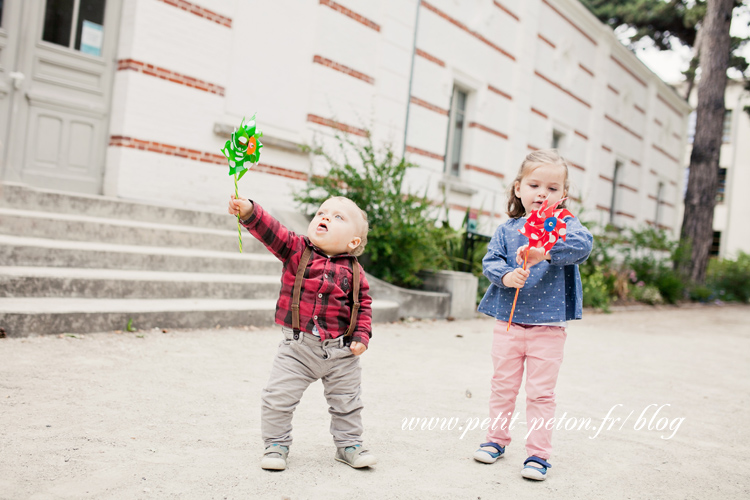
[506,149,570,219]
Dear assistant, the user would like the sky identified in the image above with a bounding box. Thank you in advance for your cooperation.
[626,5,750,85]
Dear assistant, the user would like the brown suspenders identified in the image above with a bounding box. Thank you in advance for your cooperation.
[291,246,361,341]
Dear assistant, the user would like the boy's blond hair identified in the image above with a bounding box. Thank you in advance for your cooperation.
[327,196,369,256]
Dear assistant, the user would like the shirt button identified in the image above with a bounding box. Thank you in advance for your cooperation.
[314,315,318,320]
[318,293,323,298]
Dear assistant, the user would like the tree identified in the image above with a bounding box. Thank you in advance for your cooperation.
[582,0,744,285]
[680,0,734,283]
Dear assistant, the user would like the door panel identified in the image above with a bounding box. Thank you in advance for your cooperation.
[2,0,120,195]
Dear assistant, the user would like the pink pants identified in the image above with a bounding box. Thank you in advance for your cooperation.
[486,320,567,461]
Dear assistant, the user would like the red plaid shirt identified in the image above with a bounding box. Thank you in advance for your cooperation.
[240,202,372,347]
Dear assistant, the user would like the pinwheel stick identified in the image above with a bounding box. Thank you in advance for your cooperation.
[507,247,529,331]
[234,173,242,253]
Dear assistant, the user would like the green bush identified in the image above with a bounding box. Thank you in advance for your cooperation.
[582,266,611,311]
[707,252,750,302]
[630,283,664,305]
[294,135,450,289]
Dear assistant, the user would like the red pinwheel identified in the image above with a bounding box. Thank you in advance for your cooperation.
[507,198,574,330]
[519,198,573,253]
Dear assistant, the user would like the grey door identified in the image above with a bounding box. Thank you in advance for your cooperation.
[0,0,120,194]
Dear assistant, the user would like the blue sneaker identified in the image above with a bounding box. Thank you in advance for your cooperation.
[473,442,505,464]
[521,456,551,480]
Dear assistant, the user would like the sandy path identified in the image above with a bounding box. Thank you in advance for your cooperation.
[1,305,749,499]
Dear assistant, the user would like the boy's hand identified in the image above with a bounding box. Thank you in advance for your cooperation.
[516,245,550,268]
[502,268,530,288]
[350,341,367,356]
[228,195,253,221]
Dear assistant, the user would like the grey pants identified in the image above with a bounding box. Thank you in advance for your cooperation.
[261,327,364,448]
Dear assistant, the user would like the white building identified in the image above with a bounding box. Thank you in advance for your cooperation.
[0,0,690,235]
[682,79,750,259]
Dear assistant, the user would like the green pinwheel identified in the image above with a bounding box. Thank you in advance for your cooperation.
[221,115,263,252]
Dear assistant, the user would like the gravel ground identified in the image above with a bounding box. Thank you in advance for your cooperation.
[1,304,749,499]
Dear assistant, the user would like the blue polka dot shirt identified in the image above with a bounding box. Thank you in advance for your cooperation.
[477,216,594,323]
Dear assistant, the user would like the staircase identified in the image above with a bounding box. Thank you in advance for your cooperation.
[0,183,400,337]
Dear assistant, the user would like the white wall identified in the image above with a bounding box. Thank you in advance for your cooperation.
[106,0,691,237]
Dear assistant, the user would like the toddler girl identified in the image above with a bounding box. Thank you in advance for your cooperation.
[473,149,593,481]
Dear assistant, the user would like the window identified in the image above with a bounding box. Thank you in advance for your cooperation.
[610,160,623,225]
[716,167,727,203]
[42,0,106,56]
[445,86,468,177]
[0,0,4,27]
[552,130,564,149]
[722,110,732,143]
[654,181,664,227]
[710,231,721,257]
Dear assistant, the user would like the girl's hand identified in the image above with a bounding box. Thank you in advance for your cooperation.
[516,245,550,268]
[350,341,367,356]
[502,268,530,288]
[228,195,253,220]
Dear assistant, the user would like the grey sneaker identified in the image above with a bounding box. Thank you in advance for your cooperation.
[335,444,377,468]
[261,444,289,470]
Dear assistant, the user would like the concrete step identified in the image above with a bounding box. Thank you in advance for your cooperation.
[0,207,265,253]
[0,267,281,299]
[0,235,281,275]
[0,181,234,230]
[0,297,401,337]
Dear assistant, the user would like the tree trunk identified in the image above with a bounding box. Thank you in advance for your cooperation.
[678,0,734,284]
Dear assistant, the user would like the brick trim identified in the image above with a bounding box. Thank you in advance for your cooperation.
[109,135,308,180]
[615,210,636,219]
[607,84,620,95]
[156,0,231,27]
[538,33,556,49]
[654,118,663,127]
[634,104,646,115]
[313,55,375,84]
[650,169,658,176]
[117,59,225,95]
[406,145,445,161]
[531,107,548,119]
[415,48,446,67]
[605,114,643,141]
[254,163,309,181]
[465,163,505,178]
[468,122,509,140]
[652,143,679,163]
[448,203,498,218]
[599,174,613,183]
[320,0,380,31]
[657,94,682,119]
[571,162,586,171]
[541,0,597,46]
[574,130,588,140]
[488,85,512,100]
[596,204,610,212]
[493,1,519,21]
[669,180,677,186]
[672,133,681,141]
[610,55,646,88]
[631,159,641,167]
[579,63,594,77]
[601,145,612,153]
[535,70,591,108]
[528,144,540,151]
[307,114,368,137]
[422,1,515,61]
[618,182,638,193]
[410,96,449,115]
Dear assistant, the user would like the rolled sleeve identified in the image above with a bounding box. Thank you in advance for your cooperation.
[549,217,593,266]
